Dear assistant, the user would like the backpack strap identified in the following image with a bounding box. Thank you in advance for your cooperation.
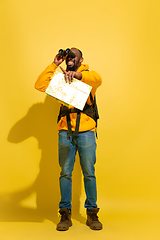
[65,109,81,145]
[89,92,99,138]
[66,113,72,139]
[57,94,99,142]
[72,109,81,143]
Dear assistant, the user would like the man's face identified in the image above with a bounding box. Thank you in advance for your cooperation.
[66,49,82,71]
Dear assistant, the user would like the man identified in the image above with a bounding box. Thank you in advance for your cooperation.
[35,47,102,231]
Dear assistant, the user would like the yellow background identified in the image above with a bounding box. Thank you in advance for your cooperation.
[0,0,160,239]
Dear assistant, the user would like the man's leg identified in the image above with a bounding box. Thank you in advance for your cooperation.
[57,131,76,231]
[77,131,103,230]
[77,131,97,209]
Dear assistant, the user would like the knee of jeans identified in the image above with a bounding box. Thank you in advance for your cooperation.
[60,165,73,179]
[60,172,72,180]
[84,173,96,182]
[82,164,95,178]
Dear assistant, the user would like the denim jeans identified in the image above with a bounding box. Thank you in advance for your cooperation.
[58,130,98,210]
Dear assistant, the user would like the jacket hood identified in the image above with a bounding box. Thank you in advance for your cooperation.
[77,64,89,72]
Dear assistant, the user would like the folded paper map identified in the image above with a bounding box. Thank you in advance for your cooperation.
[45,71,92,110]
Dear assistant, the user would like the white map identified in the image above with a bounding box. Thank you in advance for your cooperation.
[45,71,92,110]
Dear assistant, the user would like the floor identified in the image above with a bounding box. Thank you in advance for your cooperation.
[0,200,160,240]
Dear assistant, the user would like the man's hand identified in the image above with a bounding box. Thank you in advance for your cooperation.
[53,53,65,66]
[60,66,82,84]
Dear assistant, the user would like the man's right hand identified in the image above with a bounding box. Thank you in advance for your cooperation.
[53,53,65,66]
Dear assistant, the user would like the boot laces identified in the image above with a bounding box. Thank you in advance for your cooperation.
[90,212,99,222]
[60,211,69,222]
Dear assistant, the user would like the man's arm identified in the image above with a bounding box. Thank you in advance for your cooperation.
[35,62,58,92]
[35,53,66,92]
[81,70,102,89]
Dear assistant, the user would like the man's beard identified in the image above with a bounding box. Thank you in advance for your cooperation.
[66,59,80,71]
[67,64,76,71]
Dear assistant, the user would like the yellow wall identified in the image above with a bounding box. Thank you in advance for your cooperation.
[0,0,160,221]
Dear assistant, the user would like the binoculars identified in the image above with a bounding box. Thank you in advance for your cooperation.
[58,48,76,58]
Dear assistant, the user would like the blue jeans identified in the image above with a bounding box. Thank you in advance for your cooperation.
[58,130,98,210]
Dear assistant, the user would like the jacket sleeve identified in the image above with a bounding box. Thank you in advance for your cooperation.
[35,62,58,92]
[81,70,102,89]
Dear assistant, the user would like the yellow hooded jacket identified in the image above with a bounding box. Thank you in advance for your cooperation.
[35,62,102,132]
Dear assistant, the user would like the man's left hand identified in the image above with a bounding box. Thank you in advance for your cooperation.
[60,66,82,84]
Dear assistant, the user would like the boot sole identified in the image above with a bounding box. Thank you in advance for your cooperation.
[56,222,72,231]
[86,220,103,230]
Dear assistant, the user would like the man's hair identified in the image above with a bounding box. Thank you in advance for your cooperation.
[71,47,83,58]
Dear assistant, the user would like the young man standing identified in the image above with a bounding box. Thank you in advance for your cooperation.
[35,48,103,231]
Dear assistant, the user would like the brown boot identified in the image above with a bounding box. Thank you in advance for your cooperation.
[56,208,72,231]
[86,208,103,230]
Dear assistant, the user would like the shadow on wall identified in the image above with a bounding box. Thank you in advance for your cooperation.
[0,95,85,224]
